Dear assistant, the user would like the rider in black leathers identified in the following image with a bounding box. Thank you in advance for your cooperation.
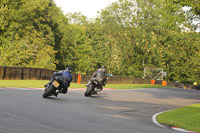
[85,65,107,90]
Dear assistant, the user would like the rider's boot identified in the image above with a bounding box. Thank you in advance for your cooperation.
[85,81,91,87]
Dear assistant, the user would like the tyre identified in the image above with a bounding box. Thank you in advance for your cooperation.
[84,84,95,97]
[43,85,55,98]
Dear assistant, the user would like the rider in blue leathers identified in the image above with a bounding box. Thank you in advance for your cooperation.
[45,67,73,94]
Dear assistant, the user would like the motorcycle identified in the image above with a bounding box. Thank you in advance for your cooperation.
[42,77,64,98]
[84,73,113,97]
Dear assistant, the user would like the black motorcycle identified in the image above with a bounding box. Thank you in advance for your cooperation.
[42,77,64,98]
[84,73,112,97]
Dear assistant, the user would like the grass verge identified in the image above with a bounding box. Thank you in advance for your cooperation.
[157,103,200,132]
[0,80,164,89]
[105,84,164,89]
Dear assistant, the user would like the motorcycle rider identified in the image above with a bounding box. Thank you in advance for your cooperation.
[44,67,73,94]
[85,65,107,91]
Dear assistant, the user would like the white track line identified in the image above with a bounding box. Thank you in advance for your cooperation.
[152,111,168,128]
[152,110,197,133]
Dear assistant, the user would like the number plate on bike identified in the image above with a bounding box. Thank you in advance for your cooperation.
[52,81,60,87]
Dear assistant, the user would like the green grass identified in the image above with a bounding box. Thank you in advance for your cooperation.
[0,80,85,88]
[0,80,48,88]
[0,80,164,89]
[157,103,200,132]
[105,84,164,89]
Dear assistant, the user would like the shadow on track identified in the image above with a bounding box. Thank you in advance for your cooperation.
[85,93,108,98]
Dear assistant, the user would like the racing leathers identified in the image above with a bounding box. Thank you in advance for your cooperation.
[86,68,107,90]
[45,70,73,94]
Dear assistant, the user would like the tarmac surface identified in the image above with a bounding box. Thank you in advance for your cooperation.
[0,87,199,133]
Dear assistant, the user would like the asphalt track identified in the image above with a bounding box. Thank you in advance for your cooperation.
[0,87,199,133]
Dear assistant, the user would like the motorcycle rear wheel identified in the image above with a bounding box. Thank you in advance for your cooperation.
[43,85,55,98]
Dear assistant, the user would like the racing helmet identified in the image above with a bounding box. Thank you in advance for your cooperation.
[101,65,106,69]
[101,65,106,73]
[65,67,72,73]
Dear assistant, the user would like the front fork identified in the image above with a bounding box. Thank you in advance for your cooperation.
[94,87,102,92]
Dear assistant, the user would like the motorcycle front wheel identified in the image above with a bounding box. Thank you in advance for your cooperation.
[84,84,95,97]
[43,85,55,98]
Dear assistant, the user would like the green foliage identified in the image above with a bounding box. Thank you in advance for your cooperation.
[94,0,200,84]
[170,0,200,31]
[86,21,112,73]
[58,23,93,73]
[177,0,200,15]
[160,31,200,84]
[0,0,199,84]
[0,0,57,69]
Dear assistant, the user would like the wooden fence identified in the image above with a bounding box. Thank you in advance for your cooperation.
[0,66,151,84]
[0,66,55,80]
[74,74,151,84]
[0,66,199,90]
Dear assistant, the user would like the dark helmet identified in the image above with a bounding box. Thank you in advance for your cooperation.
[101,65,106,73]
[65,67,72,73]
[101,65,106,69]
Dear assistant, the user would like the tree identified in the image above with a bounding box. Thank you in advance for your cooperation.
[171,0,200,31]
[96,0,200,83]
[0,0,199,84]
[0,0,58,69]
